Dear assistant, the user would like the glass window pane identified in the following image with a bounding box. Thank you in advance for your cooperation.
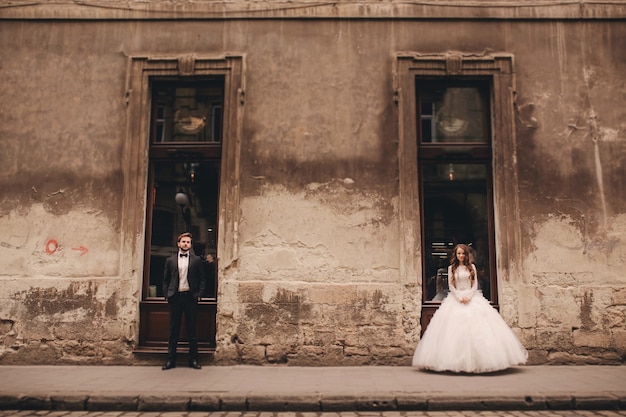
[419,86,489,144]
[422,162,492,302]
[152,79,224,143]
[148,160,220,299]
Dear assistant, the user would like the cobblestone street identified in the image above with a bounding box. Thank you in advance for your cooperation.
[1,411,626,417]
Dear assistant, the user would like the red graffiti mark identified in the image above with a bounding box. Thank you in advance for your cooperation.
[45,239,59,255]
[71,246,89,256]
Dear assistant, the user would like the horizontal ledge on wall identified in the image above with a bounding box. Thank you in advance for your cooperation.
[1,1,626,19]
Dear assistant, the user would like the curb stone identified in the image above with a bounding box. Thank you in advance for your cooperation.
[18,395,50,410]
[0,393,625,411]
[355,395,398,411]
[138,394,191,411]
[189,393,221,411]
[574,394,621,410]
[50,394,88,410]
[0,395,20,410]
[247,394,322,412]
[395,394,428,411]
[545,395,575,410]
[86,394,138,411]
[219,393,248,411]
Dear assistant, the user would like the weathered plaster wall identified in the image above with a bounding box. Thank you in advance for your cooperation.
[215,20,626,364]
[0,17,624,364]
[218,183,411,364]
[0,21,136,363]
[509,21,626,363]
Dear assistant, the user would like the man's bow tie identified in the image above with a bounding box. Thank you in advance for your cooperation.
[179,253,188,257]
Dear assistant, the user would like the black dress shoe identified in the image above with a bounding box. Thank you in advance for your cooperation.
[189,360,202,369]
[162,361,176,370]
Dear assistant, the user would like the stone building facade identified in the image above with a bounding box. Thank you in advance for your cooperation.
[0,0,625,365]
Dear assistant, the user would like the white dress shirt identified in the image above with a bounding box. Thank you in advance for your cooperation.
[177,252,190,292]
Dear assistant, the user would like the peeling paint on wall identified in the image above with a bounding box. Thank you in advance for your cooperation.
[0,205,120,277]
[0,17,624,365]
[0,280,135,364]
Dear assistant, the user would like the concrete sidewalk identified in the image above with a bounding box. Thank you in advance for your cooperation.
[0,365,624,412]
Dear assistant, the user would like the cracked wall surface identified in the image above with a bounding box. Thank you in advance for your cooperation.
[0,16,624,364]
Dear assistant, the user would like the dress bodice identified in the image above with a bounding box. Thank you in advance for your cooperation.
[451,266,473,290]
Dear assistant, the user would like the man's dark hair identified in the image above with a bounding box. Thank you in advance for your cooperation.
[177,232,192,243]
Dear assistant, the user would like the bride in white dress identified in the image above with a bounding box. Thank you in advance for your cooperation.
[412,244,528,373]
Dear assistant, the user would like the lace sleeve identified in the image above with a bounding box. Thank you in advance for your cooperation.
[447,265,461,301]
[465,264,478,300]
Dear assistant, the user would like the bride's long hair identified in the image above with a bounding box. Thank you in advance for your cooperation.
[449,244,475,287]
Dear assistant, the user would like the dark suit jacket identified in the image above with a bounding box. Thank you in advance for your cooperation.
[162,253,206,299]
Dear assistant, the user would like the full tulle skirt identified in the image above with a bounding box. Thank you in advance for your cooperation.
[412,293,528,373]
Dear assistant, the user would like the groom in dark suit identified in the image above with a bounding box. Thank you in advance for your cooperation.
[162,232,206,370]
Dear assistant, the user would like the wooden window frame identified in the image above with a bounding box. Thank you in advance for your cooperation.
[122,54,245,352]
[394,52,520,333]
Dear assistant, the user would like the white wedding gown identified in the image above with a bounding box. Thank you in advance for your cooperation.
[412,265,528,373]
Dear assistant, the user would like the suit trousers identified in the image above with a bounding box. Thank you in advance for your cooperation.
[167,292,199,362]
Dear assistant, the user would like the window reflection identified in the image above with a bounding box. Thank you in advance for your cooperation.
[420,86,488,143]
[422,162,491,302]
[152,81,224,143]
[148,161,220,299]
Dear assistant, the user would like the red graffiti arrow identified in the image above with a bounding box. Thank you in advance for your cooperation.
[71,246,89,256]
